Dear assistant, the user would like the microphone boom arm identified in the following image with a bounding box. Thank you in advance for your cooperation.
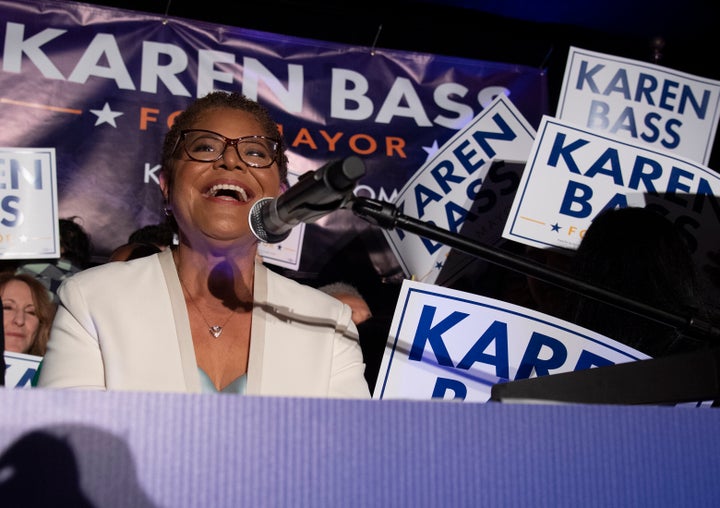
[349,195,720,344]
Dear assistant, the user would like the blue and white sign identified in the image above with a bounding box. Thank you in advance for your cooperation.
[384,94,536,284]
[0,147,59,259]
[502,116,720,262]
[4,351,42,388]
[557,46,720,165]
[373,279,648,402]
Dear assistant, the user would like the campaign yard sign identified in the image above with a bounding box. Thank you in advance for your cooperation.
[0,147,59,259]
[501,115,720,284]
[384,94,536,284]
[4,351,42,388]
[373,279,648,402]
[556,46,720,166]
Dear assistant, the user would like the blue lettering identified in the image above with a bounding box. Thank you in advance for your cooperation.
[432,377,467,400]
[546,132,588,174]
[627,156,662,192]
[430,159,464,194]
[609,106,638,137]
[445,200,469,233]
[634,73,658,104]
[575,60,602,93]
[470,113,516,160]
[453,140,485,175]
[14,367,37,388]
[679,87,709,119]
[414,184,443,218]
[665,166,693,194]
[641,112,662,143]
[456,320,510,379]
[0,158,43,190]
[559,180,593,218]
[661,118,682,149]
[659,79,679,112]
[602,68,631,99]
[584,148,624,185]
[515,332,568,379]
[409,305,469,366]
[575,351,614,370]
[1,196,22,227]
[587,100,610,129]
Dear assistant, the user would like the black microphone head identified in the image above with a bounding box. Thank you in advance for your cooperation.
[248,197,291,244]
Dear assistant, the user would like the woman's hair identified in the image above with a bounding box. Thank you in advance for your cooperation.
[0,272,55,356]
[59,217,93,269]
[161,91,289,190]
[565,206,706,357]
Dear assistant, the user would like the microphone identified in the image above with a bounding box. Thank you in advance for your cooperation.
[249,155,366,243]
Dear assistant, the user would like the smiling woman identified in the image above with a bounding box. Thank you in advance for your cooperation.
[37,91,371,398]
[0,273,55,356]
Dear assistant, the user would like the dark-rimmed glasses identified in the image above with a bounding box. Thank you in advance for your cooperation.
[178,129,279,168]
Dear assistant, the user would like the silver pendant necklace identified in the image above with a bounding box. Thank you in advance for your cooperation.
[178,276,235,338]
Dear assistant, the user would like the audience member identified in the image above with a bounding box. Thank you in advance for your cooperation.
[559,206,711,358]
[128,222,175,250]
[37,91,370,397]
[318,281,391,394]
[318,282,373,325]
[108,242,162,262]
[16,217,93,304]
[0,273,54,356]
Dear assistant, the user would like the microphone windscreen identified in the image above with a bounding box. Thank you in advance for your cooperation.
[248,197,290,244]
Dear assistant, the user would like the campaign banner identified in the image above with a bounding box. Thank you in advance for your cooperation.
[0,147,59,258]
[556,46,720,165]
[373,279,648,402]
[4,351,42,388]
[383,94,536,283]
[0,0,547,271]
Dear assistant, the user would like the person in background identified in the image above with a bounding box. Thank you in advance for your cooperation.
[108,242,162,262]
[16,217,94,304]
[318,281,372,325]
[38,91,369,398]
[318,281,390,394]
[128,222,176,250]
[560,206,712,358]
[0,273,55,356]
[107,222,176,262]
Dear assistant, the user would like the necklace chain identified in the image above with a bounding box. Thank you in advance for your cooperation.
[178,276,235,339]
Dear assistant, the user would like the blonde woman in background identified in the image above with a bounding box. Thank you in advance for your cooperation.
[0,273,55,356]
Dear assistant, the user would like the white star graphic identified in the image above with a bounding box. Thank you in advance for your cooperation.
[422,140,440,162]
[89,102,123,127]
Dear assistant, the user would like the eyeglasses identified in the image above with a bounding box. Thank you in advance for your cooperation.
[178,129,279,168]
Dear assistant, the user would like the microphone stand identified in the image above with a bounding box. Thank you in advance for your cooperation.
[348,196,720,344]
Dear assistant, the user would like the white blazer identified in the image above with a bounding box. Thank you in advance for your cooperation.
[37,248,370,398]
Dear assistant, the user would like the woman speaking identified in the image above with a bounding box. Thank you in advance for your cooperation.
[37,91,370,398]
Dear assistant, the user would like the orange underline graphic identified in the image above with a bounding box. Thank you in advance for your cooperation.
[519,216,545,225]
[1,97,82,114]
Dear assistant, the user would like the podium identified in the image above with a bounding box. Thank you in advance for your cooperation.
[0,388,719,507]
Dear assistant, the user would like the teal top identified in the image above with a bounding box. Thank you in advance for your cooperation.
[198,368,247,394]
